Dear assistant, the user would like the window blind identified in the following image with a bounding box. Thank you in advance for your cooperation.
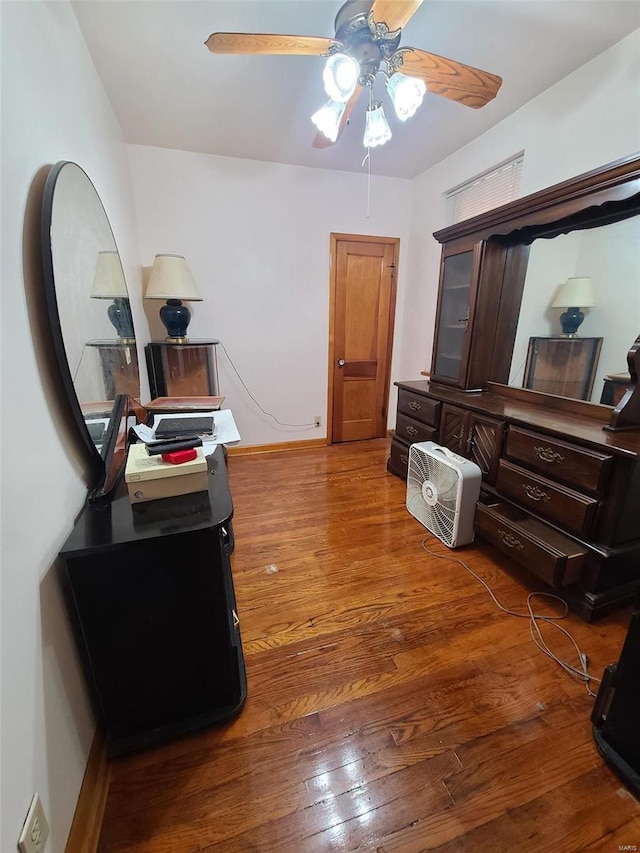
[444,153,524,226]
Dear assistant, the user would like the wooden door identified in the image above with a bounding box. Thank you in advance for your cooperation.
[329,234,399,443]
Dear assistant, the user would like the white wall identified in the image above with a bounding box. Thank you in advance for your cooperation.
[0,3,143,850]
[398,29,640,380]
[127,146,412,445]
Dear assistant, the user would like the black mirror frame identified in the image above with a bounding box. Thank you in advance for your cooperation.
[40,161,135,503]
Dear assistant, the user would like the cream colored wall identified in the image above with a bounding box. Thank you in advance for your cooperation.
[399,29,640,381]
[0,3,144,850]
[126,146,412,444]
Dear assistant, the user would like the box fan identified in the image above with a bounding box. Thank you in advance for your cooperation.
[406,441,482,548]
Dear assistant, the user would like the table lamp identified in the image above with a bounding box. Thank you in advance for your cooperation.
[91,250,135,342]
[552,276,595,336]
[145,254,203,343]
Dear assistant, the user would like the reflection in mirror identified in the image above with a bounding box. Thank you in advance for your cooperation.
[42,161,140,486]
[507,216,640,404]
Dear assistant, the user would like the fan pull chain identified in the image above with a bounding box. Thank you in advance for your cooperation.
[362,148,372,219]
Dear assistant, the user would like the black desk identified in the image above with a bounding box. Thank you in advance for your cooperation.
[60,446,246,755]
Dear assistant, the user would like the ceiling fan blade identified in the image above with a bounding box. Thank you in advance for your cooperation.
[369,0,424,32]
[205,32,339,56]
[312,85,363,149]
[395,48,502,108]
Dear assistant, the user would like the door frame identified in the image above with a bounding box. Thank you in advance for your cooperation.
[327,232,400,444]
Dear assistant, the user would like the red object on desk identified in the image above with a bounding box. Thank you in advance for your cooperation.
[161,449,198,465]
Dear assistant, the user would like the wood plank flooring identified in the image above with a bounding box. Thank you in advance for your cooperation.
[97,439,639,852]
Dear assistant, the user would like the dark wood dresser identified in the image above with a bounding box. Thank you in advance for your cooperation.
[387,379,640,622]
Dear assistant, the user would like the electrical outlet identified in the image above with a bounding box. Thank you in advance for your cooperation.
[18,794,49,853]
[314,415,321,428]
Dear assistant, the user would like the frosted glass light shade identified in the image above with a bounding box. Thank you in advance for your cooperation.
[552,277,595,308]
[386,72,426,121]
[323,53,359,102]
[363,104,392,148]
[145,254,203,301]
[311,99,346,142]
[91,250,128,298]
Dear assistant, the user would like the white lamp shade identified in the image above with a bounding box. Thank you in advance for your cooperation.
[311,99,346,142]
[363,104,392,148]
[323,53,359,103]
[552,276,595,308]
[386,72,426,121]
[145,254,203,301]
[91,250,128,298]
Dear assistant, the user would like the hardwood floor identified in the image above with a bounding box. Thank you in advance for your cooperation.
[97,439,639,852]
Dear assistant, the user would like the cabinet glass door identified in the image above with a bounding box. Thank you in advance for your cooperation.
[432,251,475,384]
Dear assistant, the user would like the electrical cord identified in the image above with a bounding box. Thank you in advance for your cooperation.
[508,351,529,385]
[72,344,89,384]
[420,537,601,697]
[217,341,316,429]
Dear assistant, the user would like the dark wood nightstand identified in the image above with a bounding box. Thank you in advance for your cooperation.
[523,336,603,400]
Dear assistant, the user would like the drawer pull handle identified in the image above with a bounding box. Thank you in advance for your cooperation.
[408,400,421,411]
[523,484,551,503]
[535,446,565,464]
[400,453,408,464]
[405,424,419,436]
[498,529,525,550]
[232,609,240,628]
[453,429,464,441]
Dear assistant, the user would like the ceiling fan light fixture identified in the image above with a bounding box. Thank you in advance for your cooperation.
[363,103,392,148]
[311,99,347,142]
[386,71,426,120]
[323,53,360,102]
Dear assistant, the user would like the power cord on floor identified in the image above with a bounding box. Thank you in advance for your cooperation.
[420,537,601,697]
[217,341,316,429]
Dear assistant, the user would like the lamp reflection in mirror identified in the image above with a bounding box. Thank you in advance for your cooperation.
[552,276,595,336]
[386,72,426,120]
[91,250,135,342]
[145,254,203,343]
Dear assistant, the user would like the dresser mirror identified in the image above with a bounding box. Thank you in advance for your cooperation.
[41,161,140,497]
[432,154,640,430]
[507,215,640,404]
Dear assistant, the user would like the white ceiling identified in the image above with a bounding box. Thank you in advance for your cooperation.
[72,0,640,179]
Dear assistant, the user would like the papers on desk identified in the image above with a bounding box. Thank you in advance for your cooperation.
[132,410,241,450]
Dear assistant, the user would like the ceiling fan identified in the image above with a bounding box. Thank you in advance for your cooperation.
[205,0,502,150]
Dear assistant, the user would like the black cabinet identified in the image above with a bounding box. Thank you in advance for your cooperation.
[60,446,246,755]
[593,603,640,797]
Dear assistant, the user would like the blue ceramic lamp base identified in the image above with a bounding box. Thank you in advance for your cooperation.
[559,306,584,337]
[159,299,192,343]
[108,297,135,343]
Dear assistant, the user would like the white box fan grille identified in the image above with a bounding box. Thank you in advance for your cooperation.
[406,441,482,548]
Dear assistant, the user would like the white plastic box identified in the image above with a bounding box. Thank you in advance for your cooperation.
[125,443,209,504]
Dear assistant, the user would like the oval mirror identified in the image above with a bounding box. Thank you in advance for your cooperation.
[41,161,140,496]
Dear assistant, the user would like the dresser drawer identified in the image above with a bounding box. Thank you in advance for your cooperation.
[387,438,411,480]
[505,426,612,493]
[397,390,441,427]
[395,413,438,446]
[476,501,586,588]
[496,459,599,537]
